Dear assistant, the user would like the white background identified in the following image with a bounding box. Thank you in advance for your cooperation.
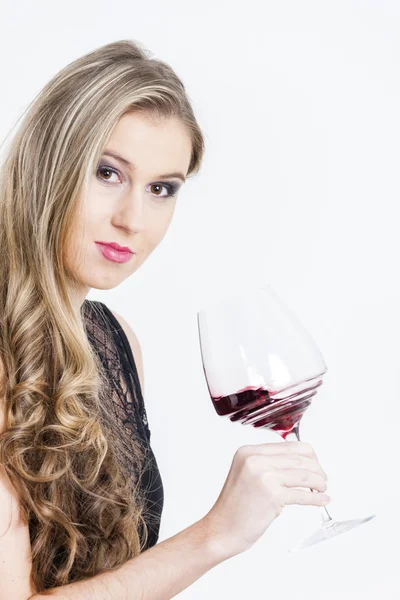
[1,1,399,598]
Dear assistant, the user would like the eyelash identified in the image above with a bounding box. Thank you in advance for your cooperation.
[96,164,178,200]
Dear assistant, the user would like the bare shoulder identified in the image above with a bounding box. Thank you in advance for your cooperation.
[110,309,145,396]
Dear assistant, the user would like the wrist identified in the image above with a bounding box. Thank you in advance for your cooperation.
[196,513,242,563]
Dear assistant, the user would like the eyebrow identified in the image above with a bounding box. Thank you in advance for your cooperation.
[102,150,186,183]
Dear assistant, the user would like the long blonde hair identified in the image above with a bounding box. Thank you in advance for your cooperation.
[0,39,205,593]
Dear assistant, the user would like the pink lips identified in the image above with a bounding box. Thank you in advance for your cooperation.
[95,242,135,264]
[95,241,133,253]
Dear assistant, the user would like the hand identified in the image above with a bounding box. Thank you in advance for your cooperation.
[202,441,330,558]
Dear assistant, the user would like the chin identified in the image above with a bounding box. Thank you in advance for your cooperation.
[84,272,128,290]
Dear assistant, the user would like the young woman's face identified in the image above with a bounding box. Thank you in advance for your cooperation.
[65,111,192,307]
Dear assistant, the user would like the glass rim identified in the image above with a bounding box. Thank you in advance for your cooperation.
[196,282,276,315]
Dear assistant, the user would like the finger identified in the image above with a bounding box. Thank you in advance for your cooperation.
[249,441,318,459]
[279,469,328,494]
[265,454,328,480]
[283,488,331,507]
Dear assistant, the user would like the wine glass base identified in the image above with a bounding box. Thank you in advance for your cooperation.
[289,514,376,553]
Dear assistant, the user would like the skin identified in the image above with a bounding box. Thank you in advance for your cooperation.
[65,111,193,316]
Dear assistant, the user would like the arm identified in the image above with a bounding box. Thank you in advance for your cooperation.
[30,516,230,600]
[0,466,38,600]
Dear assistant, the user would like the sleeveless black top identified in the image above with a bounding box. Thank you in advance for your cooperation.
[81,299,164,550]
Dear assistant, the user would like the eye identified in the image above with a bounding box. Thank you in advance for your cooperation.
[96,164,122,184]
[96,163,179,200]
[149,183,179,200]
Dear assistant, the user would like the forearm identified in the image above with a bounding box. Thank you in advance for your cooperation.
[29,517,232,600]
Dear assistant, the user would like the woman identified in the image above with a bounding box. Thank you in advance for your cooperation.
[0,40,330,598]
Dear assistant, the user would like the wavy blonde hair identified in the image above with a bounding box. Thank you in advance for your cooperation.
[0,39,205,593]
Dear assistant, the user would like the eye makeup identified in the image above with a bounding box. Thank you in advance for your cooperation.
[95,162,180,200]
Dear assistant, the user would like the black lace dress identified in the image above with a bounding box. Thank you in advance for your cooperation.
[81,299,164,550]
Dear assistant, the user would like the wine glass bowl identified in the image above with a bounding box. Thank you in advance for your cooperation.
[198,284,327,438]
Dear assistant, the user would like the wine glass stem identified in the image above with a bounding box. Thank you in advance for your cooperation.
[286,424,333,526]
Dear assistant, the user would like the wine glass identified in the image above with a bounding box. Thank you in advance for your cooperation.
[197,283,375,552]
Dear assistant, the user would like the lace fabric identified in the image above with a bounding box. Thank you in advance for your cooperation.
[81,299,164,549]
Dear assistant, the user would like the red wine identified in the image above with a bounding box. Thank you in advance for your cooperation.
[211,378,323,439]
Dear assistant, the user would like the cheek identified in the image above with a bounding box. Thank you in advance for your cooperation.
[150,209,175,245]
[64,232,84,275]
[63,211,91,272]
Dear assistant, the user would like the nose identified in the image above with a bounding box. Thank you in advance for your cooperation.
[112,190,145,234]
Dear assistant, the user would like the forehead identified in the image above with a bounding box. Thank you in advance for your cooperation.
[105,112,192,175]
